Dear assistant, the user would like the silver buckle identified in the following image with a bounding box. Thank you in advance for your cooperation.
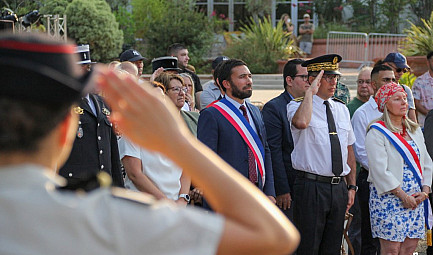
[331,177,341,185]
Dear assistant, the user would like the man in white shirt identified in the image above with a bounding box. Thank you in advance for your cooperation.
[287,54,357,254]
[351,64,396,254]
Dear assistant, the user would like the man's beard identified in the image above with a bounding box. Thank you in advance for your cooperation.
[229,80,252,99]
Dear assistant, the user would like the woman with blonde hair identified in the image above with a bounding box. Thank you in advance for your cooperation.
[365,82,433,254]
[179,72,198,112]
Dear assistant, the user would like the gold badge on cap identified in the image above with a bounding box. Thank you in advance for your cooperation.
[74,106,84,115]
[333,56,338,64]
[102,108,111,116]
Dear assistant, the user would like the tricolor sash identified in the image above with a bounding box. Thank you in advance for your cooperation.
[370,121,433,229]
[212,98,265,185]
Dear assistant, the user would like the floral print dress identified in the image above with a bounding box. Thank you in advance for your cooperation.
[369,140,425,242]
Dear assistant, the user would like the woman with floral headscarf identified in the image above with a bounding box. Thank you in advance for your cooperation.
[365,82,433,254]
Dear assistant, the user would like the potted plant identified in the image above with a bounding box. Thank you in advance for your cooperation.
[400,11,433,76]
[224,17,301,74]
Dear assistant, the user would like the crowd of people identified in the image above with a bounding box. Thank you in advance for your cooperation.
[1,28,433,255]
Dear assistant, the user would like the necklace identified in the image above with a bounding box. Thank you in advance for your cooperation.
[395,125,407,137]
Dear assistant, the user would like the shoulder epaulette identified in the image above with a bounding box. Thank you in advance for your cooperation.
[293,97,304,102]
[332,97,346,105]
[111,187,154,206]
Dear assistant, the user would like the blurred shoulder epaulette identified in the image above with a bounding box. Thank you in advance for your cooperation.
[332,97,346,105]
[58,171,112,193]
[111,187,154,206]
[293,97,304,102]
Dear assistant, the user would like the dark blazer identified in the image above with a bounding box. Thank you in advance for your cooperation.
[424,109,433,159]
[261,91,296,196]
[197,100,275,199]
[59,94,124,188]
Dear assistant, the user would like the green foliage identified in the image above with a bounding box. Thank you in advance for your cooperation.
[131,0,166,38]
[40,0,70,15]
[378,0,411,34]
[1,0,40,16]
[105,0,129,11]
[224,17,300,74]
[400,11,433,56]
[66,0,123,62]
[144,1,214,68]
[399,72,417,88]
[313,22,350,39]
[409,0,433,25]
[245,0,271,24]
[313,0,343,26]
[114,5,136,47]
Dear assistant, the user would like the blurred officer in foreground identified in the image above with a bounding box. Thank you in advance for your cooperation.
[0,33,299,255]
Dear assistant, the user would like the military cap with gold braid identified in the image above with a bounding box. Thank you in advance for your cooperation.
[301,54,342,75]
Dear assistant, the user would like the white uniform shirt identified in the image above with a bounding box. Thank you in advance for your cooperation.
[118,137,182,200]
[0,164,224,255]
[351,96,382,170]
[287,95,356,176]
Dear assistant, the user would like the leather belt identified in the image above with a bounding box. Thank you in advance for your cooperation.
[296,171,343,185]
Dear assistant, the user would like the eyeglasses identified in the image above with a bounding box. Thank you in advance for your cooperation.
[357,79,371,85]
[292,75,309,81]
[167,86,187,94]
[381,77,397,83]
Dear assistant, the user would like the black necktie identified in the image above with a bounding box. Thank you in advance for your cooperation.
[324,101,343,176]
[239,105,258,184]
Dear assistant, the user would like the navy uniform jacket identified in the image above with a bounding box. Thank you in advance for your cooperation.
[261,91,296,196]
[59,94,124,187]
[197,101,275,200]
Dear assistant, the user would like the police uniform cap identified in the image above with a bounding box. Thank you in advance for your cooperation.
[76,44,96,65]
[0,32,92,105]
[151,56,182,73]
[301,54,342,75]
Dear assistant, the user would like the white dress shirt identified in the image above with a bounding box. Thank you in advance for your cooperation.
[351,96,382,170]
[225,95,258,134]
[287,95,356,176]
[118,137,182,200]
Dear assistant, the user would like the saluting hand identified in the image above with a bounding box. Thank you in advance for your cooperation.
[306,70,324,96]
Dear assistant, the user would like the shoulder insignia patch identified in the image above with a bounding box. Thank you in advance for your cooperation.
[74,106,84,115]
[111,187,154,206]
[332,97,346,105]
[293,97,304,102]
[102,107,111,116]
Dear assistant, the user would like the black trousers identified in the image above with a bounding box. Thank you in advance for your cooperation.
[293,175,348,255]
[348,192,361,255]
[358,168,380,255]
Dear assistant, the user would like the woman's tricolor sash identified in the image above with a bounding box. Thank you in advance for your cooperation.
[370,121,433,229]
[212,98,265,185]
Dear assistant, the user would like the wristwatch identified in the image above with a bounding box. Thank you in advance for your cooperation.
[179,193,190,203]
[348,185,358,192]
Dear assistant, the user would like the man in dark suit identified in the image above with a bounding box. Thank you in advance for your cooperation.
[197,59,276,209]
[261,59,308,220]
[58,45,124,188]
